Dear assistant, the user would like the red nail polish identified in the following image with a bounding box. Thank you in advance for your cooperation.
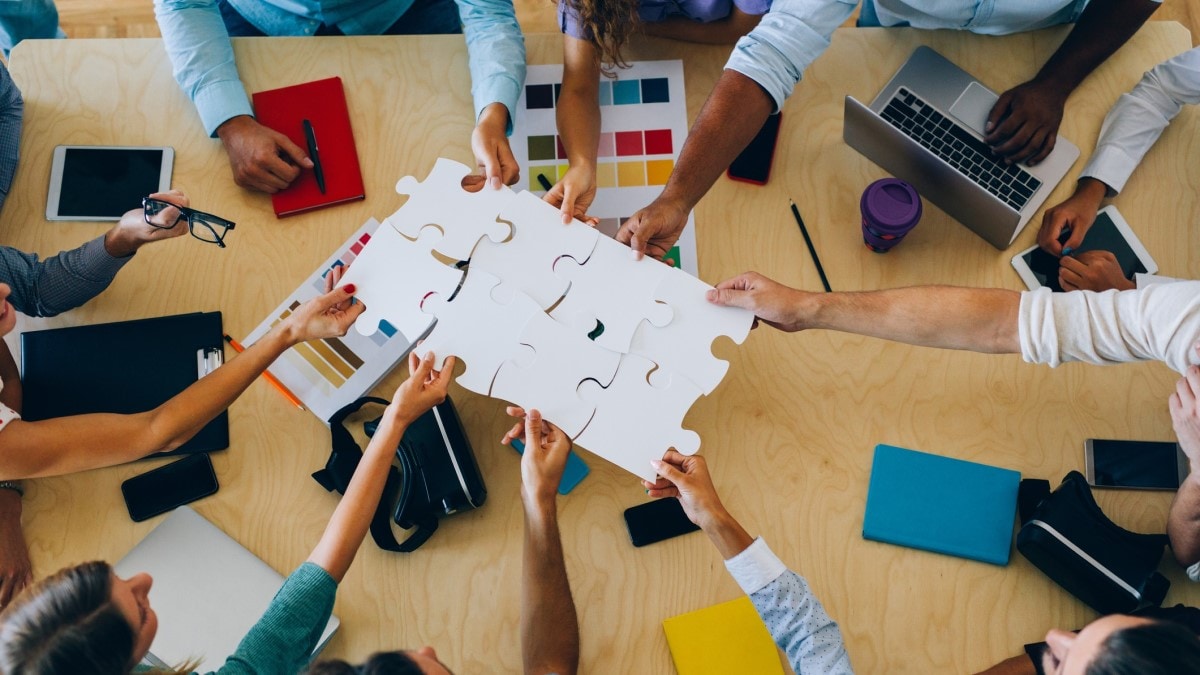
[343,283,356,294]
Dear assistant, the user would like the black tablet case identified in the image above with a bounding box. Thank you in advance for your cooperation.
[20,312,228,458]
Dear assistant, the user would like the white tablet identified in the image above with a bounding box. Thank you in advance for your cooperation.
[46,145,174,221]
[1011,206,1156,291]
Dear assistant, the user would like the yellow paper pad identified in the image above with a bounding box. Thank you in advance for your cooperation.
[661,596,784,675]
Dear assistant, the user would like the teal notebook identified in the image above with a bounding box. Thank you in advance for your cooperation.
[863,444,1020,565]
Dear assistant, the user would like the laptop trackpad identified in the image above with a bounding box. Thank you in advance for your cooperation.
[949,82,999,135]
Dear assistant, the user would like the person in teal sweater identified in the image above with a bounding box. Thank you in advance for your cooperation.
[0,348,457,674]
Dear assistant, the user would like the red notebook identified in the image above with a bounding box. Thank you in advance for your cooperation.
[252,77,365,218]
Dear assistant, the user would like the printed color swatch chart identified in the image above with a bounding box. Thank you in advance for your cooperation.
[512,60,698,275]
[244,218,419,422]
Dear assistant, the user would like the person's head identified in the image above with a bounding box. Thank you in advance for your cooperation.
[0,560,167,675]
[308,648,455,675]
[569,0,640,69]
[1041,614,1200,674]
[0,282,16,337]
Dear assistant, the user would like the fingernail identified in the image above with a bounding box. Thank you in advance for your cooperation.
[650,459,661,467]
[645,489,650,494]
[985,122,993,132]
[1061,247,1073,256]
[630,249,639,260]
[343,283,356,294]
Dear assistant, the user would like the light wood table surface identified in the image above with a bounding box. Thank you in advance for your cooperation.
[5,24,1199,673]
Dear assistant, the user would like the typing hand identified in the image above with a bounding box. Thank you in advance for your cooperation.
[984,79,1067,166]
[706,271,810,332]
[0,491,31,608]
[280,284,365,344]
[216,115,313,193]
[544,165,599,225]
[617,197,689,261]
[1058,250,1134,292]
[643,451,728,530]
[388,351,454,427]
[1170,358,1200,479]
[465,103,520,192]
[104,190,191,257]
[1038,178,1107,256]
[511,407,571,510]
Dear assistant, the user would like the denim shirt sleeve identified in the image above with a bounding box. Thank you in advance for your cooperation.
[154,0,254,136]
[455,0,526,134]
[724,0,857,112]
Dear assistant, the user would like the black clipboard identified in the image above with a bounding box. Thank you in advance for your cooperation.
[19,312,228,458]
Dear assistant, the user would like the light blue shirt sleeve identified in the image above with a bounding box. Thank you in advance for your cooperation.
[0,0,63,56]
[724,0,858,112]
[154,0,254,137]
[725,538,854,674]
[456,0,526,133]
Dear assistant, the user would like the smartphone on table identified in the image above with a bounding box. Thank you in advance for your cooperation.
[727,113,782,185]
[1084,439,1188,491]
[121,453,219,522]
[623,498,700,547]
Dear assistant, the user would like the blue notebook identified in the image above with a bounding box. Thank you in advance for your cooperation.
[863,444,1020,565]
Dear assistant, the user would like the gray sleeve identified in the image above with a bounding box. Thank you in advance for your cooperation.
[0,236,132,317]
[0,60,24,213]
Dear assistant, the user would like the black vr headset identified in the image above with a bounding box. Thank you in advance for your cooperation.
[313,396,487,552]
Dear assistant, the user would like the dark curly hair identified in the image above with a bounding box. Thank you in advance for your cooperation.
[307,651,424,675]
[1087,620,1200,674]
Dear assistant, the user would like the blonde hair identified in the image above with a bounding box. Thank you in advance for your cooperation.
[566,0,641,70]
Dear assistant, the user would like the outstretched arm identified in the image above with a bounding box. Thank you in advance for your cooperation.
[1168,361,1200,567]
[458,0,526,188]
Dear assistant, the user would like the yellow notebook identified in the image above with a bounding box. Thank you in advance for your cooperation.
[661,596,784,675]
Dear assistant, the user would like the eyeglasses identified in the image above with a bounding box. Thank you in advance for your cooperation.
[142,197,236,248]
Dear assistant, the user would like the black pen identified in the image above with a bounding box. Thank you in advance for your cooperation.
[537,173,553,191]
[303,118,326,194]
[789,199,831,292]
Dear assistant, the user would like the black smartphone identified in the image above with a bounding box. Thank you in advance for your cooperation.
[121,453,219,522]
[1084,439,1188,491]
[727,112,782,185]
[623,498,700,547]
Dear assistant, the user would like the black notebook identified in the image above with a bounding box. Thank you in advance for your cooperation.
[20,312,228,458]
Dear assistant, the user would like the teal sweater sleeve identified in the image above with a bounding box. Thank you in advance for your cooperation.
[208,562,338,675]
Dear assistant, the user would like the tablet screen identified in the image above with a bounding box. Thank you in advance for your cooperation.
[1019,211,1147,291]
[56,148,166,219]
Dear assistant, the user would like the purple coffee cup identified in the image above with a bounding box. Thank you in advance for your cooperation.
[860,179,922,252]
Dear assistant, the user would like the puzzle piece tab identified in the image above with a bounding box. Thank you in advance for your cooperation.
[470,191,600,310]
[386,158,514,261]
[491,311,621,438]
[575,354,702,482]
[336,223,464,341]
[414,269,540,396]
[552,236,673,353]
[629,267,754,395]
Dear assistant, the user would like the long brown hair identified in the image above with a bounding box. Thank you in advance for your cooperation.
[571,0,641,69]
[0,561,193,675]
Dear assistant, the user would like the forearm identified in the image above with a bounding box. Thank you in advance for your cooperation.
[1168,473,1200,566]
[0,341,20,414]
[457,0,526,126]
[307,410,407,582]
[1030,0,1158,93]
[557,90,599,172]
[701,508,755,560]
[973,654,1037,675]
[521,501,579,675]
[804,287,1021,354]
[0,238,129,318]
[641,11,762,44]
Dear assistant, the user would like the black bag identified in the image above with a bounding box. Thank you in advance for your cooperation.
[312,396,487,552]
[1016,471,1170,614]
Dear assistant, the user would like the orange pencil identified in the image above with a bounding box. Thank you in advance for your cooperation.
[223,334,306,411]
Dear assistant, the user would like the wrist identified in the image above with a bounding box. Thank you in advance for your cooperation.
[103,227,141,258]
[522,491,557,520]
[0,486,22,517]
[216,114,255,142]
[1075,177,1108,205]
[477,103,510,133]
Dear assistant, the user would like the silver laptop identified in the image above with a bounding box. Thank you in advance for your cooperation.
[114,506,340,671]
[843,46,1080,249]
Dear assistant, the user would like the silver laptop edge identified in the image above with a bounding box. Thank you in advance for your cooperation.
[844,46,1079,249]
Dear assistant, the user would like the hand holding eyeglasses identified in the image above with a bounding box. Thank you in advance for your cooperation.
[103,190,195,258]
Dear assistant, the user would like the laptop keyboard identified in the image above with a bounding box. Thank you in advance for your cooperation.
[880,87,1042,211]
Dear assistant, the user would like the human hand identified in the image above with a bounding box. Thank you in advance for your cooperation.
[216,115,313,193]
[643,451,729,530]
[464,103,520,192]
[0,491,31,608]
[1038,178,1107,256]
[387,351,455,426]
[984,79,1068,166]
[104,190,192,257]
[509,407,572,510]
[1170,358,1200,478]
[705,271,811,331]
[544,165,599,225]
[1058,250,1134,292]
[617,197,689,260]
[279,283,365,345]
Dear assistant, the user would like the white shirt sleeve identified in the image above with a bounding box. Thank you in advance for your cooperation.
[1018,282,1200,374]
[1080,46,1200,195]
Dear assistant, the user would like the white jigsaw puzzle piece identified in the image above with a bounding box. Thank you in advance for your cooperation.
[336,224,464,340]
[386,158,514,261]
[551,236,673,353]
[575,354,703,482]
[413,269,540,396]
[628,267,754,395]
[471,191,600,310]
[491,311,620,438]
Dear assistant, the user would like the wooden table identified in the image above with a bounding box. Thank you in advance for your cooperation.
[6,23,1198,673]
